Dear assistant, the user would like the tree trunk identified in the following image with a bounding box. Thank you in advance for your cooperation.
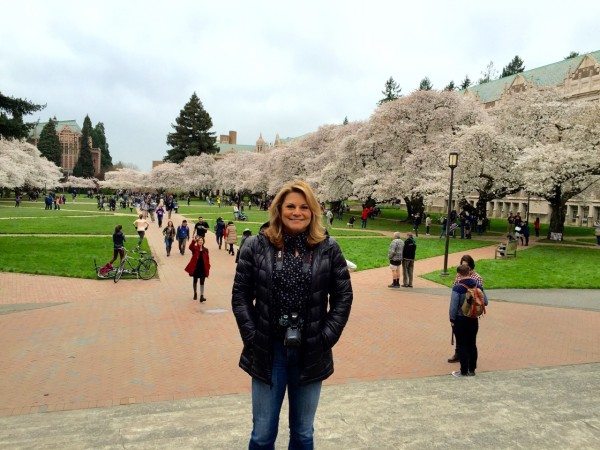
[547,200,567,238]
[403,194,424,221]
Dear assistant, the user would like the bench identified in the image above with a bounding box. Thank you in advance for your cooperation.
[495,240,518,259]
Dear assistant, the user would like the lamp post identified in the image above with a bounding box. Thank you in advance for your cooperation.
[441,151,459,276]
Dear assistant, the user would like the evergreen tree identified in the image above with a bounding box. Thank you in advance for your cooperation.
[478,61,497,84]
[37,117,62,166]
[91,122,112,169]
[460,75,471,90]
[73,115,95,177]
[378,77,402,105]
[164,92,217,163]
[0,91,45,140]
[444,81,456,91]
[564,51,579,60]
[418,77,433,91]
[343,116,349,125]
[500,55,525,78]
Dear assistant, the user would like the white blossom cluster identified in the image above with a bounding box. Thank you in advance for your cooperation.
[0,138,62,190]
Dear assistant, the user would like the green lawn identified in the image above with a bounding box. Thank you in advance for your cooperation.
[0,236,150,279]
[0,215,138,234]
[422,246,600,289]
[336,237,491,271]
[0,205,113,218]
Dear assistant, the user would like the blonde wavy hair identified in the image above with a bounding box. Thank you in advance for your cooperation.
[264,180,326,249]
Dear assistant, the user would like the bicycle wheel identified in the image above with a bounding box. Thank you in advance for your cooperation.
[138,258,158,280]
[114,262,125,283]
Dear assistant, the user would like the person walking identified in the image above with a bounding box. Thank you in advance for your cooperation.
[184,235,211,302]
[214,217,226,249]
[326,209,334,228]
[449,264,488,377]
[193,216,210,239]
[133,214,149,247]
[232,180,353,449]
[387,232,404,288]
[163,220,176,256]
[225,221,237,255]
[412,213,421,237]
[521,221,530,246]
[156,204,165,228]
[360,205,369,229]
[108,224,126,266]
[176,219,190,255]
[534,217,541,238]
[448,255,484,364]
[425,215,432,235]
[401,232,417,288]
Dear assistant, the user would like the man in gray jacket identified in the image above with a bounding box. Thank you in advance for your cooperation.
[387,232,404,288]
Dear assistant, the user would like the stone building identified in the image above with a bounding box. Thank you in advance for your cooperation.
[438,50,600,226]
[28,120,102,176]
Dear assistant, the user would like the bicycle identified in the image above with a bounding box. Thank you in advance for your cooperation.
[95,248,157,282]
[113,248,158,283]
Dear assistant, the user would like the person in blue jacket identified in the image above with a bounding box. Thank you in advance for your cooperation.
[449,264,488,378]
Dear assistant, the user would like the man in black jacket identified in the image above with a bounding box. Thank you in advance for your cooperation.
[402,232,417,287]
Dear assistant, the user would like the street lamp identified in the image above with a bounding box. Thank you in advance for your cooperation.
[441,151,459,276]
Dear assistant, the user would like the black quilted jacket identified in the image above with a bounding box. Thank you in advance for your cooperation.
[232,233,353,385]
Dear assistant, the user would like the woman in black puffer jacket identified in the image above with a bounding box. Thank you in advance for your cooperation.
[232,180,353,450]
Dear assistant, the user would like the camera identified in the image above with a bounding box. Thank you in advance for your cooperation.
[280,312,302,347]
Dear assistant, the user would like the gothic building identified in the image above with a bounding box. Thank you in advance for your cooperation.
[28,120,102,176]
[445,50,600,227]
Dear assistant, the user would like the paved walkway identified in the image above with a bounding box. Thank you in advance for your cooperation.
[0,210,598,448]
[0,363,598,449]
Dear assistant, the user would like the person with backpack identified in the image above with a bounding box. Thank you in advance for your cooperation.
[176,219,190,255]
[448,255,484,364]
[401,232,417,287]
[449,264,488,377]
[387,232,404,288]
[214,217,226,249]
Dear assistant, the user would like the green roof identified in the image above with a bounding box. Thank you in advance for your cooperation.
[466,50,600,103]
[29,120,81,139]
[216,142,256,154]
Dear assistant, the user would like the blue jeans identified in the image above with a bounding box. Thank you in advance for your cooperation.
[249,342,322,450]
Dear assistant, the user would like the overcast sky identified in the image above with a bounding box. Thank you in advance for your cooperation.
[2,0,599,171]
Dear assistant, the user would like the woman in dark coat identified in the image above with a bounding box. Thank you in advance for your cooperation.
[232,180,353,449]
[184,236,211,302]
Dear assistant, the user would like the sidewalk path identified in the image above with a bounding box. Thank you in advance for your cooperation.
[1,363,597,448]
[0,213,598,424]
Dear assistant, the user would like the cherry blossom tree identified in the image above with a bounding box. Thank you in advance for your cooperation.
[101,167,147,191]
[450,122,521,222]
[346,90,484,216]
[314,122,365,202]
[213,152,245,195]
[0,138,61,190]
[149,162,185,192]
[496,88,600,234]
[62,175,98,189]
[180,154,215,194]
